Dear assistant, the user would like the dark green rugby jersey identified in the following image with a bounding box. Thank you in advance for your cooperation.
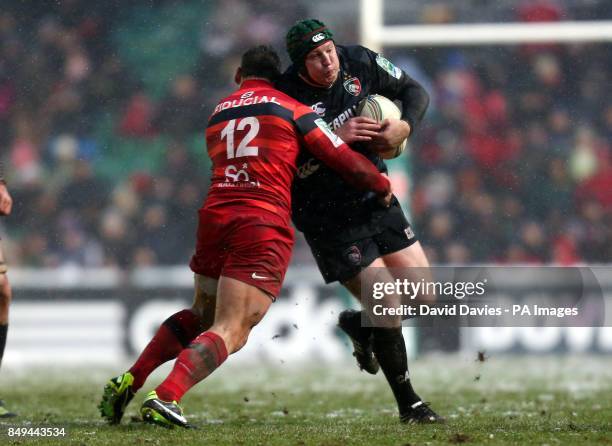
[276,44,429,238]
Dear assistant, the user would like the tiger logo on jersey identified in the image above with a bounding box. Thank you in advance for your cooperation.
[343,77,362,96]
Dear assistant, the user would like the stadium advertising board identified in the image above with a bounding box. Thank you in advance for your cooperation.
[5,267,612,366]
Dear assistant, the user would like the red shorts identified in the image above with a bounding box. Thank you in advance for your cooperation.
[189,206,294,297]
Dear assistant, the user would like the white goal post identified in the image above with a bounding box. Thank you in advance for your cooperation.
[360,0,612,51]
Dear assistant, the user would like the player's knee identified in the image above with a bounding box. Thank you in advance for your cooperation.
[200,310,215,332]
[382,314,402,328]
[190,303,203,319]
[192,292,214,314]
[190,303,214,330]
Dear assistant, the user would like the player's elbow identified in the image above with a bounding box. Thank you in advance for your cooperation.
[421,88,430,115]
[410,85,430,119]
[421,86,430,109]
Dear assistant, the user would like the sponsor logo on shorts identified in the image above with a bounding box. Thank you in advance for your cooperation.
[404,227,415,240]
[251,272,269,280]
[345,245,362,266]
[342,77,362,96]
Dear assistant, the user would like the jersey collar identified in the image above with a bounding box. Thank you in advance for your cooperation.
[239,78,274,89]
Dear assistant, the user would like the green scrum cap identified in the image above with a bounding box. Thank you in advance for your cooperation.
[286,19,334,65]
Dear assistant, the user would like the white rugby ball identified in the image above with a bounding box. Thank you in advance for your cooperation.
[357,94,407,159]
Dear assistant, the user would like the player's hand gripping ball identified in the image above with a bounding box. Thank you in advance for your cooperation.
[357,95,408,159]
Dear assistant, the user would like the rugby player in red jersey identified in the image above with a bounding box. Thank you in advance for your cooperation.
[99,45,392,428]
[0,163,16,418]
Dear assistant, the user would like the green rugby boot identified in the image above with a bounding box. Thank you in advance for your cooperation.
[141,390,190,429]
[99,372,136,424]
[0,400,16,418]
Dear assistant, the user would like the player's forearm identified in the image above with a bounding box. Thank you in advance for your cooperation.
[302,122,390,195]
[324,146,391,195]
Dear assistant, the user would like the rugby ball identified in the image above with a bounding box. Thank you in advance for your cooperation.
[357,94,407,159]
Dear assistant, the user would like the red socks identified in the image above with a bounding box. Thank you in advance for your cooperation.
[129,309,202,391]
[128,310,229,402]
[155,331,228,402]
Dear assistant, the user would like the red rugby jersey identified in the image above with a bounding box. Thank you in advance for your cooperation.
[203,79,389,222]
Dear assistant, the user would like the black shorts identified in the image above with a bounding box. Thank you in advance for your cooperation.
[304,204,418,284]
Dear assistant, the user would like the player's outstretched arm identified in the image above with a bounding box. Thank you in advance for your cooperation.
[295,109,391,198]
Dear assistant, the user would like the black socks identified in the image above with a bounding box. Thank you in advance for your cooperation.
[0,324,7,369]
[372,327,421,410]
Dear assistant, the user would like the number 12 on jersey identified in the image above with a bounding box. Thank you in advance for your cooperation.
[220,117,260,159]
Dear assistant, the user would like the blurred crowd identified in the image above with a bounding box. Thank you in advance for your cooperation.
[411,43,612,264]
[0,0,610,268]
[406,0,612,264]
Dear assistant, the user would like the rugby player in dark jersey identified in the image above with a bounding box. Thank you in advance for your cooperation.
[277,19,443,424]
[0,162,15,418]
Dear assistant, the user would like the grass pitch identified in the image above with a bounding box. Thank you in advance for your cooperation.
[1,355,610,445]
